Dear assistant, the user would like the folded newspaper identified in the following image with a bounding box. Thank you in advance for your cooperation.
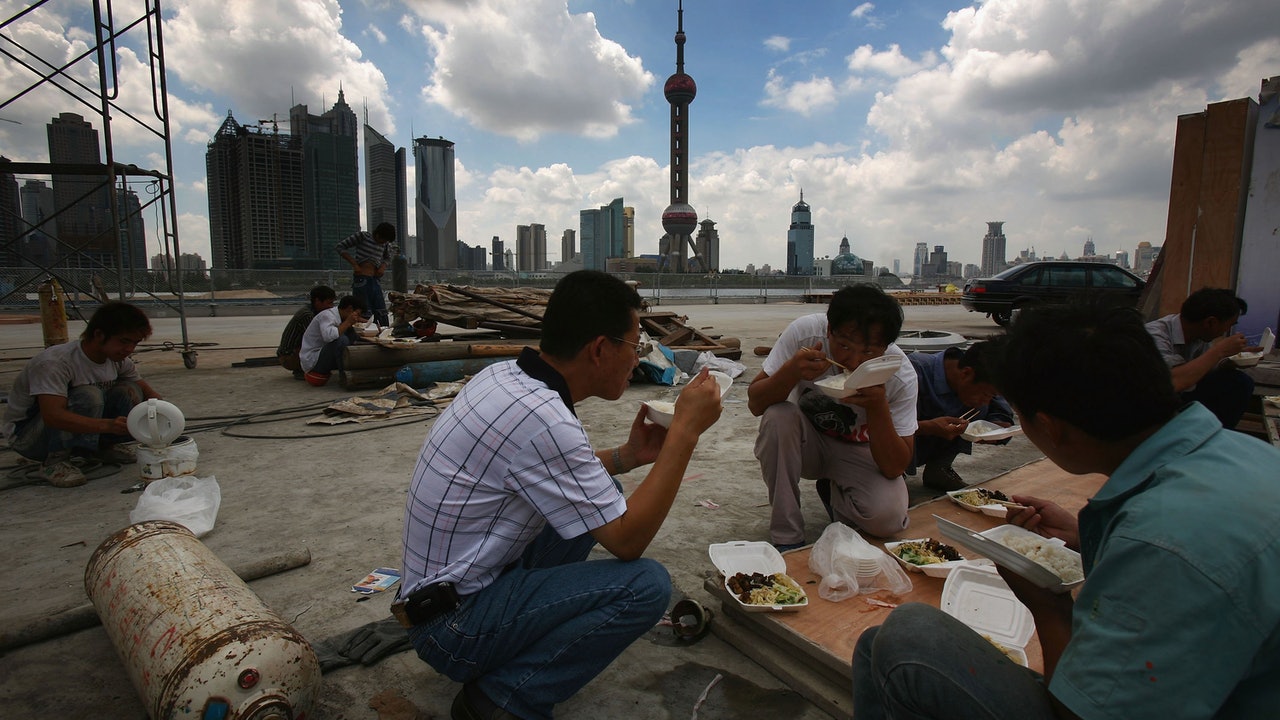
[352,567,402,594]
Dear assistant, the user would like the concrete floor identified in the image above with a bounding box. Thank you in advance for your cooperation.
[0,302,1042,719]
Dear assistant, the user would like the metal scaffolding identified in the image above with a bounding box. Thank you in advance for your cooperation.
[0,0,197,367]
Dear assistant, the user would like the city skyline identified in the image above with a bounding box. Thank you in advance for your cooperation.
[0,0,1275,273]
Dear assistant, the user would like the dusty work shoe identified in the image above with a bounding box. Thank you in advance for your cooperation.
[922,463,968,492]
[42,459,88,488]
[450,683,521,720]
[97,443,137,465]
[815,478,835,522]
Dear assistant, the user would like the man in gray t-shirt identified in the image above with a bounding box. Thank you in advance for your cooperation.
[3,302,162,487]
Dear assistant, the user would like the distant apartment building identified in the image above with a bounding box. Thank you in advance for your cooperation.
[116,187,146,269]
[561,228,576,264]
[455,241,486,272]
[414,137,457,269]
[364,122,408,262]
[491,236,505,273]
[17,178,56,267]
[290,90,359,270]
[695,218,720,273]
[1083,238,1096,258]
[1115,250,1130,269]
[516,223,547,272]
[786,192,814,276]
[0,161,19,267]
[47,112,115,268]
[980,221,1007,277]
[1134,241,1159,274]
[913,242,929,278]
[150,252,207,273]
[205,111,305,269]
[580,197,625,272]
[622,206,635,258]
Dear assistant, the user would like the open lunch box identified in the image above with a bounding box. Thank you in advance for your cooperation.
[708,541,809,612]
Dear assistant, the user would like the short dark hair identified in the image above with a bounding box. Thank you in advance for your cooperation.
[338,295,366,312]
[540,270,642,360]
[372,222,396,242]
[309,285,336,304]
[948,337,1006,385]
[826,284,903,345]
[1180,288,1247,322]
[995,301,1178,440]
[82,302,152,341]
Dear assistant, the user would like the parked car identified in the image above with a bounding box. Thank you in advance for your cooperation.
[961,261,1145,326]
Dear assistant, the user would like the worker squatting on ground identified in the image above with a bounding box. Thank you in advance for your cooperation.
[298,295,366,387]
[395,270,723,720]
[748,284,919,550]
[2,302,161,488]
[276,285,337,380]
[853,300,1280,719]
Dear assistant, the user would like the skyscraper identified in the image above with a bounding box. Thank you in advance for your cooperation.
[622,206,635,258]
[516,224,533,272]
[0,161,19,267]
[205,111,305,269]
[491,236,505,273]
[580,198,625,272]
[695,218,719,273]
[364,121,408,262]
[116,188,146,269]
[561,228,576,264]
[659,1,700,273]
[290,89,359,270]
[18,178,56,268]
[47,112,112,267]
[913,242,929,278]
[980,222,1007,277]
[413,137,457,270]
[1083,237,1096,258]
[786,191,814,275]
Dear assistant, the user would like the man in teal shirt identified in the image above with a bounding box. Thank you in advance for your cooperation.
[853,301,1280,719]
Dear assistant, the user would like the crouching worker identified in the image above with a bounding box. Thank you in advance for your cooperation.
[396,270,723,720]
[852,300,1280,719]
[2,302,162,487]
[298,294,365,387]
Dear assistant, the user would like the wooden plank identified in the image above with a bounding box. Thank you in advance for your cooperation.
[1156,111,1206,316]
[1192,98,1255,292]
[658,326,695,347]
[704,458,1105,700]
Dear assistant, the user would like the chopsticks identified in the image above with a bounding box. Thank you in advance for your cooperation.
[958,408,980,423]
[826,356,851,372]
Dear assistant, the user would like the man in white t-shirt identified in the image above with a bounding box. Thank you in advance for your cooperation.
[748,284,919,550]
[298,295,366,386]
[2,302,162,487]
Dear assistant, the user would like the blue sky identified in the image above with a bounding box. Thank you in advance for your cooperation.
[3,0,1278,273]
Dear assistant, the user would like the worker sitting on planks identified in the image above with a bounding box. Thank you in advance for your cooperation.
[853,299,1280,719]
[276,285,336,380]
[396,270,722,720]
[1145,287,1260,429]
[906,339,1014,492]
[2,302,162,487]
[748,284,920,550]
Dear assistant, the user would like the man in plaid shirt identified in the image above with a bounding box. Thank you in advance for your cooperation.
[398,271,723,720]
[336,222,395,326]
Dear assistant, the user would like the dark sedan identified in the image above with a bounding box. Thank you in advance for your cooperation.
[961,261,1145,326]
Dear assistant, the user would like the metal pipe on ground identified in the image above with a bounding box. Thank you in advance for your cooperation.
[0,542,311,653]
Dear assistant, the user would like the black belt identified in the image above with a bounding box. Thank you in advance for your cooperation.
[391,581,462,628]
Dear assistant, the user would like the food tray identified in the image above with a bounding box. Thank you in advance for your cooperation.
[960,420,1023,442]
[945,489,1022,518]
[940,563,1032,666]
[934,516,1083,594]
[883,538,969,578]
[1231,327,1274,367]
[708,541,808,612]
[814,355,903,399]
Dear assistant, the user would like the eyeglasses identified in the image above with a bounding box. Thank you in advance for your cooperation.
[610,336,647,356]
[828,332,887,357]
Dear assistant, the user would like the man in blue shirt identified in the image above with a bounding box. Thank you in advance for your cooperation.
[906,341,1012,491]
[853,301,1280,720]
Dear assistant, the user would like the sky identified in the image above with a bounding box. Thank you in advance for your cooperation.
[2,0,1278,274]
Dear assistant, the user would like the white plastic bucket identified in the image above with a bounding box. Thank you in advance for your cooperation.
[137,436,199,481]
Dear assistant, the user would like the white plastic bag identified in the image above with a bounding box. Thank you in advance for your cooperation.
[807,522,912,601]
[130,475,221,538]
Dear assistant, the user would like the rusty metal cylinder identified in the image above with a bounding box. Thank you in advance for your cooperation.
[85,521,321,720]
[38,277,68,347]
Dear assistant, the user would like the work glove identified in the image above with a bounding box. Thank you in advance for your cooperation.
[312,617,413,673]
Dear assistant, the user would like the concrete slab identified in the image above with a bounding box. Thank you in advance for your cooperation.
[0,301,1039,719]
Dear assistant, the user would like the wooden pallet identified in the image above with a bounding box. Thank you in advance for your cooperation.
[640,311,741,360]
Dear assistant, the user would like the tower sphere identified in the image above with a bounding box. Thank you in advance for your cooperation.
[664,73,697,104]
[661,202,698,236]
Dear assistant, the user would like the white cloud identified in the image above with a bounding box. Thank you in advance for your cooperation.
[847,44,938,78]
[764,35,790,53]
[850,2,875,19]
[366,24,387,44]
[406,0,654,141]
[761,70,839,117]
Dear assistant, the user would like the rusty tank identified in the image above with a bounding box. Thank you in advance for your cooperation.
[84,521,321,720]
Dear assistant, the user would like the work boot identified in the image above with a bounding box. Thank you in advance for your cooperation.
[922,462,968,492]
[97,443,137,465]
[42,453,87,488]
[450,682,521,720]
[815,478,835,522]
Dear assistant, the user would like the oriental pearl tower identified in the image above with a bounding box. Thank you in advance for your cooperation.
[661,1,701,273]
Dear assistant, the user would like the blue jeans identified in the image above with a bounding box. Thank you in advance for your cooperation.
[312,329,356,374]
[352,275,388,326]
[407,525,672,719]
[1183,367,1253,430]
[10,381,142,461]
[853,603,1057,720]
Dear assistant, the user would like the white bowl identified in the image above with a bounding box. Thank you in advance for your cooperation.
[708,370,733,398]
[643,400,676,428]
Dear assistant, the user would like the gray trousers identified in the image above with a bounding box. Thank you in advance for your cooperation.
[754,402,909,545]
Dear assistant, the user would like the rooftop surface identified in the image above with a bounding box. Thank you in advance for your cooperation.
[0,302,1044,719]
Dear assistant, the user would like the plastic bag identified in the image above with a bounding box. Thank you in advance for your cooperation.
[807,522,912,601]
[130,475,221,538]
[692,350,747,379]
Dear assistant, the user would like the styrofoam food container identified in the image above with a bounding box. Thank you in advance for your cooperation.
[941,563,1033,667]
[708,370,733,397]
[946,489,1022,518]
[884,538,970,578]
[643,400,676,428]
[960,420,1023,443]
[814,355,903,399]
[1231,327,1274,367]
[936,515,1084,594]
[127,398,186,448]
[708,541,808,612]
